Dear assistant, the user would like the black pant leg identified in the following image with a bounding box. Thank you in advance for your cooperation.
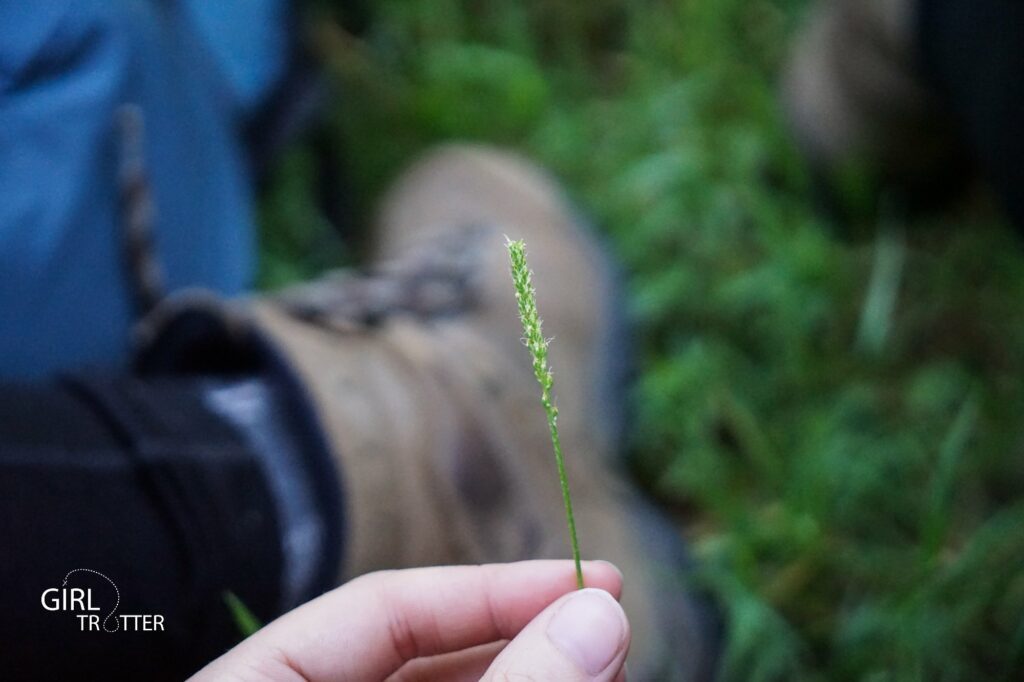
[0,377,284,681]
[919,0,1024,229]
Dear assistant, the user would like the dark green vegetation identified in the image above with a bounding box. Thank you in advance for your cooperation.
[260,1,1024,679]
[224,591,262,637]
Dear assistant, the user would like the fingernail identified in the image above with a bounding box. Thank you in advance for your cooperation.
[547,588,627,675]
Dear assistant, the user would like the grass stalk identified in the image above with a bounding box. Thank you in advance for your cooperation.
[506,238,584,589]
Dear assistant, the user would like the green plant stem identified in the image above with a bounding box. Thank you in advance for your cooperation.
[507,238,584,589]
[223,590,262,637]
[546,400,584,590]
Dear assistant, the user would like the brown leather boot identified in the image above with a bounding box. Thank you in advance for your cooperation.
[141,145,719,679]
[782,0,960,197]
[253,145,718,679]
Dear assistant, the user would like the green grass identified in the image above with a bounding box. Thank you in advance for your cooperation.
[224,591,262,638]
[260,1,1024,679]
[507,238,584,590]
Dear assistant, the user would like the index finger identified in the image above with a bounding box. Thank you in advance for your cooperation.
[192,560,622,681]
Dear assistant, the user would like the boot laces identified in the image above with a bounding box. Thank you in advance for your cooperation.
[272,225,487,332]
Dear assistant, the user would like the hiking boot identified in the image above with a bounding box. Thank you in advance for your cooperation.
[143,145,720,679]
[782,0,962,205]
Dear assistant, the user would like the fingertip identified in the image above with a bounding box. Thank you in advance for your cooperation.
[482,586,630,681]
[593,560,623,588]
[546,588,630,676]
[581,560,624,600]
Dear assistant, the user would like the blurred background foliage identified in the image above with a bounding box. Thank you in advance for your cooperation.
[259,0,1024,678]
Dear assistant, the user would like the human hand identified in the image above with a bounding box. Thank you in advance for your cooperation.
[191,560,629,681]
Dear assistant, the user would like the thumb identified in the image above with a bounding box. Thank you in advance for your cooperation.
[481,588,630,681]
